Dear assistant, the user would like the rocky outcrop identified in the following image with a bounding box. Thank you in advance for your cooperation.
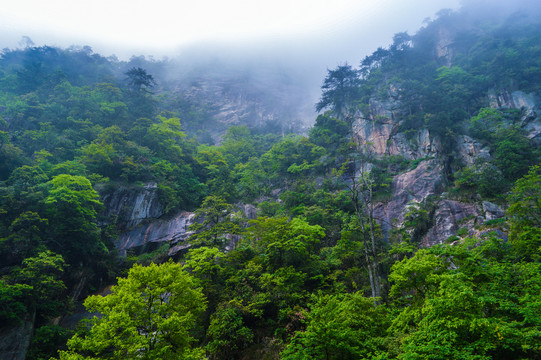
[488,89,538,115]
[353,110,441,160]
[0,314,34,360]
[350,81,540,245]
[242,204,258,220]
[489,89,541,141]
[374,159,445,235]
[456,135,491,166]
[482,201,505,221]
[436,26,454,66]
[99,183,164,229]
[174,70,314,139]
[115,211,195,256]
[422,200,480,246]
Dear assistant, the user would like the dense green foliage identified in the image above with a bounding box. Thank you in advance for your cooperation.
[59,262,206,359]
[0,3,540,360]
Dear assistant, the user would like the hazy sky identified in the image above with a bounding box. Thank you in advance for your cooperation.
[1,0,461,64]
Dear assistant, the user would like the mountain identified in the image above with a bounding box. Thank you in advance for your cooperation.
[1,2,541,359]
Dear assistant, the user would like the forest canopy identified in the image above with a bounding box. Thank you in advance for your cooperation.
[0,3,540,360]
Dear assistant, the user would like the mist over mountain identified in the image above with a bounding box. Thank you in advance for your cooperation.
[1,1,541,359]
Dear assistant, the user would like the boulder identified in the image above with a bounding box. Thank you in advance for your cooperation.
[482,201,505,221]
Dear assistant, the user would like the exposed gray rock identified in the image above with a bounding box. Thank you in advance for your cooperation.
[243,204,258,220]
[374,159,444,236]
[423,200,480,246]
[0,314,34,360]
[456,135,491,166]
[114,211,195,255]
[175,71,313,140]
[99,183,164,229]
[352,116,397,156]
[352,116,441,160]
[488,89,541,141]
[489,89,538,116]
[482,201,505,221]
[436,26,454,66]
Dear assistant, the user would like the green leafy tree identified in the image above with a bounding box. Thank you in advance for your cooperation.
[244,216,324,271]
[282,292,389,360]
[316,64,360,119]
[507,165,541,260]
[206,300,254,360]
[389,239,541,359]
[1,211,48,267]
[189,196,241,248]
[6,250,67,320]
[125,67,156,93]
[59,262,206,360]
[44,174,104,264]
[196,145,236,201]
[0,280,31,324]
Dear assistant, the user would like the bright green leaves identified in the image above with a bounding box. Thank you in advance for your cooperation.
[282,292,389,360]
[388,239,541,360]
[0,280,32,324]
[45,174,104,264]
[389,250,446,306]
[507,166,541,260]
[244,216,324,270]
[45,174,101,221]
[60,262,206,360]
[196,145,236,201]
[205,300,255,359]
[189,196,241,248]
[183,246,225,285]
[0,250,67,324]
[260,136,325,183]
[145,116,187,163]
[10,250,67,319]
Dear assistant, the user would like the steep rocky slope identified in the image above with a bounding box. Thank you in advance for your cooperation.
[349,48,541,245]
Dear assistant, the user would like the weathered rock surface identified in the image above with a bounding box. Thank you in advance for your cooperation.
[115,211,195,256]
[456,135,491,166]
[0,315,34,360]
[352,116,441,160]
[489,89,541,141]
[242,203,258,220]
[350,79,541,245]
[174,70,314,140]
[482,201,505,221]
[374,159,444,235]
[422,200,480,246]
[99,183,164,229]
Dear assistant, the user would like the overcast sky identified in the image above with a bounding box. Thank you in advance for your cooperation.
[1,0,461,63]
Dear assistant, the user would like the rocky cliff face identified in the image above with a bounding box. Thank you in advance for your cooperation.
[100,187,258,257]
[0,314,34,360]
[99,183,164,229]
[170,66,315,140]
[115,211,195,256]
[351,91,541,245]
[96,183,194,256]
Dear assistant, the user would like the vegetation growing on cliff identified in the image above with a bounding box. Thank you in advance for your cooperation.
[0,3,540,360]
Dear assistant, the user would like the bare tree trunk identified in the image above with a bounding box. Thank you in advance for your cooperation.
[351,177,380,304]
[346,157,382,303]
